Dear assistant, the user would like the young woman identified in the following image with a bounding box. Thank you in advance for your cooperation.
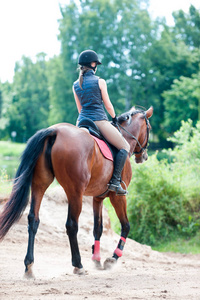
[73,50,130,195]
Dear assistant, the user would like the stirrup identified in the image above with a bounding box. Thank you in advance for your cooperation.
[107,183,127,195]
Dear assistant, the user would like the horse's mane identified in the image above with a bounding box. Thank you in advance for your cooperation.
[117,107,145,124]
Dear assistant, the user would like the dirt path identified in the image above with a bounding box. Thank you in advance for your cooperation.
[0,186,199,300]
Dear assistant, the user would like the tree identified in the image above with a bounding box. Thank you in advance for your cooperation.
[58,0,156,122]
[58,0,200,143]
[172,5,200,48]
[6,53,50,142]
[163,73,200,133]
[146,18,199,142]
[1,2,199,146]
[47,55,78,125]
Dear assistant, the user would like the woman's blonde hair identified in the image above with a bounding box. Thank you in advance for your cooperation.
[78,66,91,89]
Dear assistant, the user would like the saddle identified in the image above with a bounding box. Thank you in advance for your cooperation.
[78,118,118,161]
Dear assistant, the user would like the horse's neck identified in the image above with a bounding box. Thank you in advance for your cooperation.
[121,124,139,155]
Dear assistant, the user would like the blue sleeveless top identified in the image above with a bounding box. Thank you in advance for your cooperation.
[73,70,108,122]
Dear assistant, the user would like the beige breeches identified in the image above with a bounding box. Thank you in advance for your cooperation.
[94,120,130,152]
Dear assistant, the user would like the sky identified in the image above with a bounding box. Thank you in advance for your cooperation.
[0,0,199,83]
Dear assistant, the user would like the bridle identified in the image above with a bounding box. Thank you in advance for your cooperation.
[117,111,150,156]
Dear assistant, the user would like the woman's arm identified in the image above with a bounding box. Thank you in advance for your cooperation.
[99,78,116,118]
[72,85,82,113]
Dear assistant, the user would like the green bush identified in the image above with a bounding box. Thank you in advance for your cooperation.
[128,156,186,245]
[126,120,200,246]
[165,119,200,214]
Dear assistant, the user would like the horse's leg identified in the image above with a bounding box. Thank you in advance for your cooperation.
[92,197,103,269]
[24,191,42,277]
[24,156,54,277]
[65,195,84,274]
[104,194,130,270]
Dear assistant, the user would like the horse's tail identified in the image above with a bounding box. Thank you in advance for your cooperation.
[0,128,56,240]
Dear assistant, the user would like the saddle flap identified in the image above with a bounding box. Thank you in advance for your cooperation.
[92,136,113,161]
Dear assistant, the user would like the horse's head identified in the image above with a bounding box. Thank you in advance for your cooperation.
[117,106,153,163]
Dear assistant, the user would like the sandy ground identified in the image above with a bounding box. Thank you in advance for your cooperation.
[0,186,199,300]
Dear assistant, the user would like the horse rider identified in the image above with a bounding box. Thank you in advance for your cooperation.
[73,50,130,195]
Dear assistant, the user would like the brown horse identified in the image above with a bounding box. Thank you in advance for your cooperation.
[0,106,153,275]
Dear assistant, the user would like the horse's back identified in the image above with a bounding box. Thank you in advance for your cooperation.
[50,123,113,197]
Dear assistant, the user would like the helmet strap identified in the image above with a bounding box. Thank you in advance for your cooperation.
[90,65,97,71]
[83,63,97,71]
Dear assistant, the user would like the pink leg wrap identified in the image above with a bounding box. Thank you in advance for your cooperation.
[92,240,101,261]
[114,237,126,258]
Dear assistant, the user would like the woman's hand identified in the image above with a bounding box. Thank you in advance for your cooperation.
[112,116,118,124]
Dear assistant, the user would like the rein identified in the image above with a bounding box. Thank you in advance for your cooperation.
[117,111,150,155]
[97,111,150,198]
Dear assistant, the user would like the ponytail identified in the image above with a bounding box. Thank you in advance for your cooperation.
[78,66,91,89]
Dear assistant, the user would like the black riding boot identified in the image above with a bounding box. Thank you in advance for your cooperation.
[108,149,128,195]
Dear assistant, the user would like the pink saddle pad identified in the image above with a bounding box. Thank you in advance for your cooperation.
[92,136,113,161]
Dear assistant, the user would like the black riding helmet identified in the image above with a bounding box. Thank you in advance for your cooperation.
[78,50,101,70]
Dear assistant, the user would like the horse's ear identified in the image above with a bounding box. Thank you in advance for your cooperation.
[129,106,135,114]
[146,106,153,119]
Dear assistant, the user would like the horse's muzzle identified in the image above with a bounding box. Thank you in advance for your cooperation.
[135,150,148,164]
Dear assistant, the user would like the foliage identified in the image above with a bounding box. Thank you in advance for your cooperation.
[0,81,13,139]
[47,56,75,125]
[166,119,200,162]
[165,119,200,212]
[2,54,50,142]
[0,3,199,145]
[58,1,199,141]
[146,29,199,142]
[126,120,200,246]
[163,73,200,133]
[127,155,185,245]
[58,0,157,117]
[172,5,200,48]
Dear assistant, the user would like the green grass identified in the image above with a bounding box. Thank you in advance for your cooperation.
[152,232,200,254]
[0,181,12,197]
[0,157,20,179]
[0,169,13,197]
[0,141,25,196]
[0,141,25,157]
[0,141,25,179]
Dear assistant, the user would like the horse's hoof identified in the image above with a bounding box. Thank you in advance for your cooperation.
[73,267,86,275]
[103,257,117,270]
[93,260,103,270]
[24,263,35,279]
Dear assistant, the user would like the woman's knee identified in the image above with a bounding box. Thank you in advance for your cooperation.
[121,140,130,153]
